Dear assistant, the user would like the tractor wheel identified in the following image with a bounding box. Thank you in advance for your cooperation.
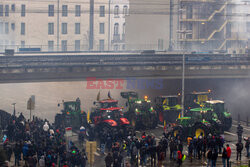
[172,126,184,140]
[223,117,232,131]
[193,123,209,138]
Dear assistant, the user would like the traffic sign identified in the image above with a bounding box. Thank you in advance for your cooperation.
[27,96,35,110]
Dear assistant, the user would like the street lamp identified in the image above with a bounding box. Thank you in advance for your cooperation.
[177,29,192,117]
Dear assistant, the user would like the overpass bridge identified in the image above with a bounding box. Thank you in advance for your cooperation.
[0,52,250,83]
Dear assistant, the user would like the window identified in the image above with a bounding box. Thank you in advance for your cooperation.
[123,6,128,16]
[247,22,250,33]
[186,5,193,19]
[99,23,104,34]
[11,4,15,12]
[75,40,80,51]
[5,5,9,17]
[62,5,68,17]
[0,5,3,16]
[122,23,125,34]
[11,23,15,31]
[21,4,25,17]
[48,5,54,17]
[114,5,119,17]
[75,5,81,17]
[114,44,119,51]
[21,22,25,35]
[75,23,80,34]
[0,22,3,34]
[114,23,119,35]
[100,6,105,17]
[0,40,3,50]
[61,40,67,51]
[48,23,54,35]
[5,22,9,34]
[62,23,67,34]
[186,23,192,39]
[99,39,104,51]
[21,41,25,48]
[48,41,54,51]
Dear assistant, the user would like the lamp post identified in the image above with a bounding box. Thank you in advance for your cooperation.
[181,54,185,117]
[177,29,192,117]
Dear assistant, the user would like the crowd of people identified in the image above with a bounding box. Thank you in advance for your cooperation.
[0,112,249,167]
[102,128,250,167]
[0,113,87,167]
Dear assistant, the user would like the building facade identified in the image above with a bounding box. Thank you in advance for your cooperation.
[0,0,129,52]
[178,0,250,52]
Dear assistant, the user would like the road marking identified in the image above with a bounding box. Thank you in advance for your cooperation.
[155,138,160,141]
[136,131,140,133]
[151,133,155,136]
[232,144,236,147]
[224,131,237,136]
[158,125,164,128]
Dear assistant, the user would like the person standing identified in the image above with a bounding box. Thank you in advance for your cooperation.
[177,150,183,167]
[244,137,249,158]
[226,144,231,167]
[236,141,243,161]
[211,149,218,167]
[105,152,113,167]
[206,149,212,167]
[222,147,227,167]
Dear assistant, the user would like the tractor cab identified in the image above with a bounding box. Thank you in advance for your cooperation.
[204,100,232,130]
[155,95,182,123]
[62,100,81,115]
[185,91,211,109]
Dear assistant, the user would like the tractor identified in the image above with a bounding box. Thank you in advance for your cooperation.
[154,95,182,124]
[172,108,222,141]
[54,98,87,131]
[204,100,232,130]
[121,91,158,129]
[89,98,130,135]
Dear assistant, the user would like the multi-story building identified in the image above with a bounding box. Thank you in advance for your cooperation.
[178,0,249,52]
[0,0,129,52]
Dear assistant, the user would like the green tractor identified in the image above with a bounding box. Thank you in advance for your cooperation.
[204,100,232,131]
[154,95,182,124]
[55,98,87,131]
[172,108,222,140]
[121,91,158,129]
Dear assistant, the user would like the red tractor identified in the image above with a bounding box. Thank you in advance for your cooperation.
[89,99,130,135]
